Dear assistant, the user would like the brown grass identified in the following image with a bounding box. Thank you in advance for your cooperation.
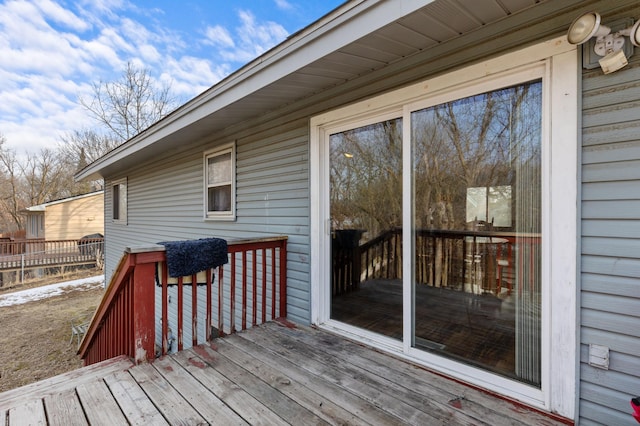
[0,267,104,392]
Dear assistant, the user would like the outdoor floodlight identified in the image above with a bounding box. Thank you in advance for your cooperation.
[567,12,610,45]
[568,12,640,74]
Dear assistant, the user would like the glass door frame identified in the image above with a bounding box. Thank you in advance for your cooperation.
[310,37,578,417]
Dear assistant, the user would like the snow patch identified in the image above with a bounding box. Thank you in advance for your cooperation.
[0,275,105,307]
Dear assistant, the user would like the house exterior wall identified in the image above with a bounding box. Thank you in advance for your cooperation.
[100,0,640,422]
[579,6,640,423]
[104,121,312,322]
[44,193,104,240]
[102,3,585,321]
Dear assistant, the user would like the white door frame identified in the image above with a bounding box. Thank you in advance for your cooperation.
[309,36,577,418]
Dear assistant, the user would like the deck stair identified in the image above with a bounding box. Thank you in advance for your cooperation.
[0,322,568,426]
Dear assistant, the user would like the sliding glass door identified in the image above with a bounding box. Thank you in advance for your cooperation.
[410,81,543,386]
[314,40,578,413]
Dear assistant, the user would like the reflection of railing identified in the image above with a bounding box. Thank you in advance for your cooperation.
[0,238,104,272]
[332,229,540,296]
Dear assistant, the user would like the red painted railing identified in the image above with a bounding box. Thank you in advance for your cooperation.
[79,236,287,366]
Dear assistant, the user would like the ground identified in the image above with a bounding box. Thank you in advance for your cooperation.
[0,267,104,392]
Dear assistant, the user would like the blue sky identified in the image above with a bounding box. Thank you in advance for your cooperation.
[0,0,344,154]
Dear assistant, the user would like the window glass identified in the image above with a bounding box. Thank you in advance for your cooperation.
[208,153,231,185]
[113,184,120,220]
[329,118,403,339]
[411,80,542,386]
[208,185,232,212]
[112,179,127,224]
[205,145,235,219]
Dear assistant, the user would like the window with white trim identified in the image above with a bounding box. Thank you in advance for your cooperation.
[204,143,236,220]
[112,178,127,225]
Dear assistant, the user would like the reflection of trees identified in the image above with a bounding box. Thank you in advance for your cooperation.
[330,119,402,241]
[413,81,542,231]
[329,80,542,243]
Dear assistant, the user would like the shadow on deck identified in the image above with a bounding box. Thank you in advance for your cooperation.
[0,322,568,425]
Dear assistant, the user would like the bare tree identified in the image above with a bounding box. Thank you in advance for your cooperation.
[58,129,120,191]
[78,62,178,143]
[59,129,120,165]
[0,136,24,231]
[0,136,86,233]
[20,148,71,206]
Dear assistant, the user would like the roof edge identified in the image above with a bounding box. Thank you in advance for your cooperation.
[22,190,104,212]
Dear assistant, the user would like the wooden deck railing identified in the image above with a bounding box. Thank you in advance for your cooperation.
[79,236,288,366]
[0,238,104,272]
[333,228,540,296]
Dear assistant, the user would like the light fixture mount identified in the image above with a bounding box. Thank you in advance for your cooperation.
[567,13,639,73]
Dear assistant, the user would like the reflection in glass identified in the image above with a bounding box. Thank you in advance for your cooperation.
[411,80,542,386]
[329,119,403,340]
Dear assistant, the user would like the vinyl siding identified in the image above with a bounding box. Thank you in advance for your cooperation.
[104,120,311,324]
[580,5,640,421]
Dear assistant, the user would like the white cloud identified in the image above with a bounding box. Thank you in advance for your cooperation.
[274,0,294,11]
[0,1,298,155]
[206,10,289,64]
[163,56,230,98]
[34,0,90,32]
[204,25,235,49]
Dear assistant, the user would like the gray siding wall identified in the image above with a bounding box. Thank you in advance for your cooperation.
[104,120,311,323]
[580,5,640,424]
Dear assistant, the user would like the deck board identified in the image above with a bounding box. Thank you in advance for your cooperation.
[0,322,569,425]
[43,389,87,426]
[8,399,47,425]
[210,337,364,425]
[171,350,287,426]
[292,325,538,425]
[220,334,402,425]
[198,344,329,425]
[268,323,520,425]
[0,355,133,408]
[75,379,129,426]
[153,355,248,425]
[239,324,446,425]
[128,363,207,425]
[103,370,169,426]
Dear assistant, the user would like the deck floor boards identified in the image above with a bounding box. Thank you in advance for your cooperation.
[43,389,86,426]
[75,379,129,426]
[0,323,568,425]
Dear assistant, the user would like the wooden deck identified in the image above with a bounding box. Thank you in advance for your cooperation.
[0,322,568,425]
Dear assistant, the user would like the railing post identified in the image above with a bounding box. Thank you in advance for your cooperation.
[279,239,287,318]
[132,256,156,364]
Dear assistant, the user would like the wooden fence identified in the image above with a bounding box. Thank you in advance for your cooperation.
[0,238,104,274]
